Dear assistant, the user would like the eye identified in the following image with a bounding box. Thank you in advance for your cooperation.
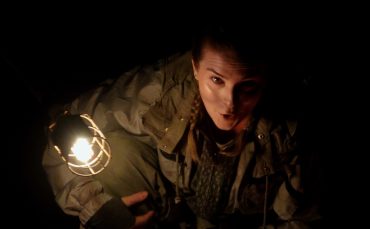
[239,81,259,95]
[211,76,224,85]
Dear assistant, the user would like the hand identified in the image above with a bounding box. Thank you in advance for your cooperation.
[122,191,155,228]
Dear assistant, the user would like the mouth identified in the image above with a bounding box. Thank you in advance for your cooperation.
[220,113,236,120]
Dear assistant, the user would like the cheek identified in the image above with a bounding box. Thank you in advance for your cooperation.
[198,82,220,104]
[238,94,262,112]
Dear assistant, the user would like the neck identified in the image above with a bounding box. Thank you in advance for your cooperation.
[205,118,235,144]
[204,115,254,144]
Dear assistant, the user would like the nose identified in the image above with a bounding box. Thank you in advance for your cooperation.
[222,89,235,112]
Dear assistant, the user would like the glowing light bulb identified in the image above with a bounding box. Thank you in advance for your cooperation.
[71,138,93,163]
[50,113,111,176]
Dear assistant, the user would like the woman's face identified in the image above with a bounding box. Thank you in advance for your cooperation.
[192,44,265,133]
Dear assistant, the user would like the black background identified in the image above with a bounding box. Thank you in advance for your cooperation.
[2,18,193,229]
[1,6,339,228]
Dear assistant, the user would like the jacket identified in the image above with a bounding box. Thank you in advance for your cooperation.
[42,51,322,228]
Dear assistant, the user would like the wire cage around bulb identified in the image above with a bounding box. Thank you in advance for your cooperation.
[49,113,111,176]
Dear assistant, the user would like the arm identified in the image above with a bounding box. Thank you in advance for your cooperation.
[43,142,157,229]
[42,63,165,228]
[42,51,192,228]
[272,123,324,228]
[42,142,131,227]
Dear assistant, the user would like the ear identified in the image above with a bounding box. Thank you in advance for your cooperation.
[191,59,198,80]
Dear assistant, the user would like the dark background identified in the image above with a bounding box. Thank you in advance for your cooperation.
[2,11,194,227]
[1,8,337,228]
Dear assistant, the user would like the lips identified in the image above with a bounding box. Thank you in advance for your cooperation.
[220,113,236,120]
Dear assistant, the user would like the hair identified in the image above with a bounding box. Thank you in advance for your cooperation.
[186,23,271,162]
[186,23,309,162]
[191,22,271,69]
[185,92,250,162]
[193,21,306,116]
[186,94,202,162]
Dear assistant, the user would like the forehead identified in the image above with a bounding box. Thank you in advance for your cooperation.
[200,43,242,64]
[199,44,263,79]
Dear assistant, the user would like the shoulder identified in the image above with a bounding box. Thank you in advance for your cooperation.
[256,116,298,140]
[110,50,193,94]
[155,50,194,92]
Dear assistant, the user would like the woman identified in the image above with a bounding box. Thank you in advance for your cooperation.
[43,24,323,228]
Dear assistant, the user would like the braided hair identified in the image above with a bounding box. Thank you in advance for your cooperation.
[187,22,268,162]
[185,93,203,162]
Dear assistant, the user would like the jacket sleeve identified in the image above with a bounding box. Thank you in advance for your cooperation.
[42,51,193,227]
[42,63,165,227]
[42,142,119,226]
[272,121,324,228]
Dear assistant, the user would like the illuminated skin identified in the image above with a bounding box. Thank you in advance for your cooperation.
[192,44,265,134]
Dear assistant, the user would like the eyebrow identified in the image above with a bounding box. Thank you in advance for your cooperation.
[206,68,227,79]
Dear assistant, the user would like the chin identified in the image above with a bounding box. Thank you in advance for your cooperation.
[214,122,236,131]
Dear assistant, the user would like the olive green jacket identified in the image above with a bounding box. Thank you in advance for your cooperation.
[43,51,321,228]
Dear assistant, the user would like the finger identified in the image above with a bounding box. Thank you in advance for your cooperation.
[134,210,155,228]
[121,191,148,207]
